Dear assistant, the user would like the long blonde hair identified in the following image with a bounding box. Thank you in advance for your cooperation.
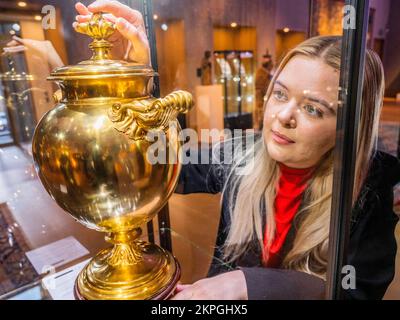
[222,36,385,279]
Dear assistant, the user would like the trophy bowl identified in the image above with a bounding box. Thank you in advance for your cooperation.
[31,13,193,300]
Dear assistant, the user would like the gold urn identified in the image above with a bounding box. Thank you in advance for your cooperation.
[32,13,193,300]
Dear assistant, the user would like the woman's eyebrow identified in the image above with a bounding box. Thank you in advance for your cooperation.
[274,80,289,91]
[274,80,337,114]
[304,95,336,114]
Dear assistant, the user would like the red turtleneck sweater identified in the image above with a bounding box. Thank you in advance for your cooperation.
[262,163,315,267]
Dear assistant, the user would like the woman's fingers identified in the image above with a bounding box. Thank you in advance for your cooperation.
[6,39,19,47]
[76,13,116,23]
[170,292,184,300]
[88,0,144,29]
[115,17,149,64]
[11,35,24,44]
[9,36,36,49]
[170,284,194,300]
[73,13,117,37]
[75,2,116,24]
[75,2,90,15]
[175,284,191,293]
[170,290,193,300]
[75,2,91,23]
[3,45,26,53]
[75,15,91,23]
[73,1,150,64]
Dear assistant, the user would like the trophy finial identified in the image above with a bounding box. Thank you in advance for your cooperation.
[75,12,116,60]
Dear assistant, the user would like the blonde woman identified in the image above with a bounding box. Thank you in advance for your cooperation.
[75,1,400,300]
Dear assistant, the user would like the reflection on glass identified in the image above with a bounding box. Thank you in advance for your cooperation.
[0,50,36,146]
[214,50,254,130]
[0,83,13,145]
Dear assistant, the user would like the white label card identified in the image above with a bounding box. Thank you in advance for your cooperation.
[26,236,90,274]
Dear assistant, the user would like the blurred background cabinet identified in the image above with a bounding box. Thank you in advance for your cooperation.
[214,50,254,130]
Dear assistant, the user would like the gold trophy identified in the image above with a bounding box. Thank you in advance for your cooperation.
[32,13,193,300]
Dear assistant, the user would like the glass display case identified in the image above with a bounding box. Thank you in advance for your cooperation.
[0,82,13,145]
[213,50,254,130]
[0,0,398,301]
[0,50,36,148]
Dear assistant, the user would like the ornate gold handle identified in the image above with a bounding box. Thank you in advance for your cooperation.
[108,90,194,141]
[53,89,62,103]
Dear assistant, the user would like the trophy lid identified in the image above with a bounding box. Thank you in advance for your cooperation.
[48,13,155,81]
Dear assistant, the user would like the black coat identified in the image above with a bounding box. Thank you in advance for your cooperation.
[176,147,400,300]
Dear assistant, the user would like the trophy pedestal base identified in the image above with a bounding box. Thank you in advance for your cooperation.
[73,260,180,300]
[73,240,181,300]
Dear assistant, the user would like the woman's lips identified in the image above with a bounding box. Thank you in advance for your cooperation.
[271,130,295,145]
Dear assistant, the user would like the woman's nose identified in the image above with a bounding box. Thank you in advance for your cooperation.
[276,100,298,128]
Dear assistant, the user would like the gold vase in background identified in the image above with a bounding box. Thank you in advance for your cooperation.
[32,13,193,300]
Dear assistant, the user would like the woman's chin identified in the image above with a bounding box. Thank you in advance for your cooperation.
[265,140,291,163]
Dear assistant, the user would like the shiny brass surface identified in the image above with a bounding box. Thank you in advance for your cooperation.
[32,13,193,300]
[76,230,179,300]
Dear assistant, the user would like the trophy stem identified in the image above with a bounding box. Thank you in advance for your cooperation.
[105,228,142,244]
[89,40,112,61]
[74,227,180,300]
[105,228,143,267]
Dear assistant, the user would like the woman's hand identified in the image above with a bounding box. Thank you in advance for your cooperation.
[74,0,150,65]
[5,36,64,69]
[170,270,248,300]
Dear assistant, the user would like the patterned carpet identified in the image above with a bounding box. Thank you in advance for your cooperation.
[0,203,38,296]
[378,122,400,214]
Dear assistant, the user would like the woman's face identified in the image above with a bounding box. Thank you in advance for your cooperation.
[263,56,340,169]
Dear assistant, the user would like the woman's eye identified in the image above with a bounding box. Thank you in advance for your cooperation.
[273,90,287,101]
[304,104,323,118]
